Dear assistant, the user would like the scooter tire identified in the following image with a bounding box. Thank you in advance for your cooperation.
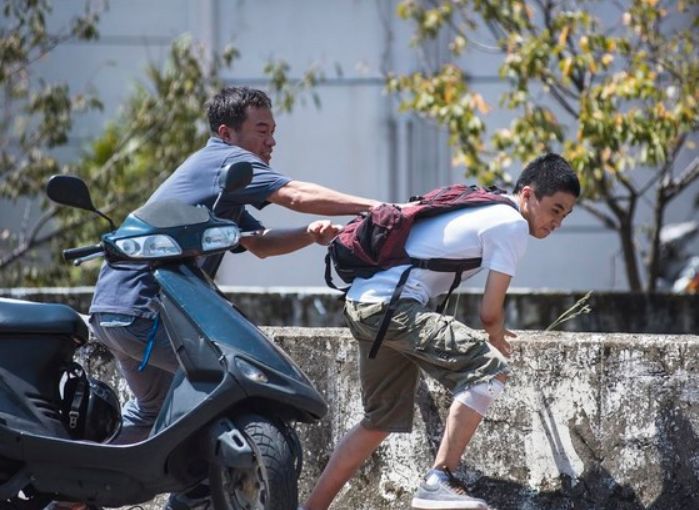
[0,496,52,510]
[210,413,298,510]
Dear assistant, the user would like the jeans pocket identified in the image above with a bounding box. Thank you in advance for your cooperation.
[98,313,135,328]
[124,317,157,341]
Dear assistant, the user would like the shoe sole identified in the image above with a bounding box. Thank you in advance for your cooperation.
[411,497,489,509]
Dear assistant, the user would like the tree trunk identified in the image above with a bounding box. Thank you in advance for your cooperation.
[604,181,642,292]
[647,191,667,293]
[619,220,643,292]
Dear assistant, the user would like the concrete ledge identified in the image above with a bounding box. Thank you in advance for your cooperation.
[3,286,699,333]
[83,328,698,509]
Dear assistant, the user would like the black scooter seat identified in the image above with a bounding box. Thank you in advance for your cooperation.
[0,298,89,344]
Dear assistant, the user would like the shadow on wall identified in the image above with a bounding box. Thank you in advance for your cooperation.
[414,385,698,510]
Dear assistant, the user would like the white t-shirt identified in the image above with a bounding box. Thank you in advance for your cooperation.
[346,198,529,305]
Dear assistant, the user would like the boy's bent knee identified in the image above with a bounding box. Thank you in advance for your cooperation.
[453,379,505,416]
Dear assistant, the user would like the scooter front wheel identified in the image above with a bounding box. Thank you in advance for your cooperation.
[210,413,298,510]
[0,495,52,510]
[0,456,51,510]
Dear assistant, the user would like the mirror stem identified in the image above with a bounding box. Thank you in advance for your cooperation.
[96,210,116,231]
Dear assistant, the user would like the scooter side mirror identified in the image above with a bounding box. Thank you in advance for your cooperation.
[220,161,253,193]
[211,161,254,216]
[46,175,97,212]
[46,175,116,230]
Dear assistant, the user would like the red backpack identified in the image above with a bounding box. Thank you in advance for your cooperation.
[325,184,517,358]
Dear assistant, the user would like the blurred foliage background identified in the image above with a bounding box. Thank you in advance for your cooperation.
[389,0,698,291]
[0,0,697,292]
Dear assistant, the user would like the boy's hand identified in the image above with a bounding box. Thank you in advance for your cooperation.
[307,220,343,245]
[490,329,516,358]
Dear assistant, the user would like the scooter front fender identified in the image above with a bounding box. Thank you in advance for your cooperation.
[207,418,254,469]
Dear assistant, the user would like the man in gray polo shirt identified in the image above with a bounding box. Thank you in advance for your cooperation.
[73,87,379,510]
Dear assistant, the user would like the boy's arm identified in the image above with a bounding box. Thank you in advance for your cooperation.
[479,269,516,357]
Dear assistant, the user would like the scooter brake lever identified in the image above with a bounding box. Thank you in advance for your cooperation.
[73,252,105,266]
[239,230,265,238]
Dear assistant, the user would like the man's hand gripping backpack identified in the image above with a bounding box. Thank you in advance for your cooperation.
[325,184,517,358]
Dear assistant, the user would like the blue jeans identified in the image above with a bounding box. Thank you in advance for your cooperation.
[89,312,177,445]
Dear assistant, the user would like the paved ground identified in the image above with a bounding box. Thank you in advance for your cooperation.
[114,495,164,510]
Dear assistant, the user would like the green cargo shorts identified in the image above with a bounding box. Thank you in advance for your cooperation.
[344,299,510,433]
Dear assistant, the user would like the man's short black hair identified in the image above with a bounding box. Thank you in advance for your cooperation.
[513,153,581,198]
[207,87,272,133]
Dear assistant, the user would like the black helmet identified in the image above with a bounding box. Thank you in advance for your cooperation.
[83,377,122,442]
[61,364,122,443]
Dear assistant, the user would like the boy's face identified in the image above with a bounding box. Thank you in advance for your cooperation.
[520,186,577,239]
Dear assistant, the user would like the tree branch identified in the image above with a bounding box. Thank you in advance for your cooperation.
[548,74,581,101]
[666,156,699,202]
[0,206,59,270]
[561,25,586,92]
[424,0,502,54]
[545,78,579,118]
[578,200,618,230]
[535,2,581,117]
[6,32,78,80]
[613,167,639,198]
[0,175,169,272]
[638,134,687,198]
[0,82,185,273]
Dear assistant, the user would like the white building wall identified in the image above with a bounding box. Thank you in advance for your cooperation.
[5,0,697,291]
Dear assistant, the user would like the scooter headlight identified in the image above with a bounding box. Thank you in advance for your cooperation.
[115,235,182,258]
[235,357,269,383]
[202,226,241,251]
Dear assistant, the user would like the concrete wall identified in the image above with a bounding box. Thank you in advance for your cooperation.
[83,328,699,510]
[3,286,698,334]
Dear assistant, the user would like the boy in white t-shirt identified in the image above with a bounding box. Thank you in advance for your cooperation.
[302,153,580,510]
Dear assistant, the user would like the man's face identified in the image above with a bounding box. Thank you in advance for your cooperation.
[219,106,276,164]
[520,186,577,239]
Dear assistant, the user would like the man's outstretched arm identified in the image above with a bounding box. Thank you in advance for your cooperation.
[239,220,342,258]
[267,180,381,215]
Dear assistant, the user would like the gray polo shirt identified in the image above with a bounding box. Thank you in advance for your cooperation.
[89,137,291,319]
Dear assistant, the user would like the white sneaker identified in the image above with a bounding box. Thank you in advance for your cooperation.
[411,468,489,509]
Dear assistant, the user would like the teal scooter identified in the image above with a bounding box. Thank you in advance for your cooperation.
[0,162,326,509]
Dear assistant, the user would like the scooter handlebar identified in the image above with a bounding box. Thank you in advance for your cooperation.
[63,244,104,262]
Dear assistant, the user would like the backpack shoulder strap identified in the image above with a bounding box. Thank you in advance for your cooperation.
[436,272,462,314]
[324,252,349,293]
[368,266,413,359]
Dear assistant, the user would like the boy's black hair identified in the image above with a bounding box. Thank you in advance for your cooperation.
[513,153,580,198]
[207,87,272,133]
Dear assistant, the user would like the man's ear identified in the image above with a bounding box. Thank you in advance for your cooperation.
[217,124,234,143]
